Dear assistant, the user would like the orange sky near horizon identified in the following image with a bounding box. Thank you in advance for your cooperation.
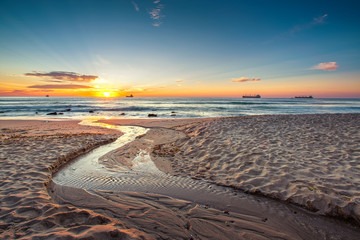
[1,75,359,98]
[0,68,359,98]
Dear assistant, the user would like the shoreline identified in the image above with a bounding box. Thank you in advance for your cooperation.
[1,114,360,239]
[1,97,359,120]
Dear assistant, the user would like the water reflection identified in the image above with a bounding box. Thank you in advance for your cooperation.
[54,119,150,182]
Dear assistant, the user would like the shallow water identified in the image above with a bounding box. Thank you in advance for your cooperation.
[54,121,232,197]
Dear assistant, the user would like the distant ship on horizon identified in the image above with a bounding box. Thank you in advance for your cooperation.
[294,96,313,99]
[126,94,134,98]
[243,94,261,98]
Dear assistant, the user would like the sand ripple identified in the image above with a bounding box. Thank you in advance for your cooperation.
[0,121,149,239]
[2,117,360,239]
[154,114,360,224]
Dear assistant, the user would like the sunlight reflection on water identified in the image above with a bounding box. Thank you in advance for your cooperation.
[54,118,151,183]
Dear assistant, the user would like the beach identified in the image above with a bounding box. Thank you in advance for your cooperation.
[1,0,359,238]
[150,114,360,223]
[1,114,360,239]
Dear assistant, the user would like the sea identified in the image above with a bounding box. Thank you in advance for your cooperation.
[0,97,359,119]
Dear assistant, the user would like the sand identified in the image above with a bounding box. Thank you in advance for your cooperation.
[149,114,360,224]
[0,120,141,239]
[1,116,360,239]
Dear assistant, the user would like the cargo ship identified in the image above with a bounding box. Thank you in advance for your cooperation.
[294,96,313,99]
[243,94,261,98]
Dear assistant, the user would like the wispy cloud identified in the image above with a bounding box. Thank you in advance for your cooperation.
[43,79,64,83]
[131,0,139,12]
[313,14,328,24]
[311,62,339,71]
[28,84,93,89]
[176,79,184,82]
[231,77,261,83]
[289,13,328,35]
[267,14,328,44]
[149,0,164,27]
[25,71,99,82]
[0,89,53,96]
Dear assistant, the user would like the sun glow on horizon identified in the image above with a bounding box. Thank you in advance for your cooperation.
[97,90,122,98]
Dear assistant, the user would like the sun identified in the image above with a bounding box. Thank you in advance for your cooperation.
[96,90,119,98]
[103,92,111,97]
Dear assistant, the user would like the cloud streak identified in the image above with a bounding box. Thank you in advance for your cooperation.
[149,0,164,27]
[131,0,139,12]
[0,89,53,96]
[313,14,328,24]
[25,71,99,82]
[311,62,339,71]
[290,13,328,35]
[266,13,329,44]
[28,84,93,89]
[231,77,261,83]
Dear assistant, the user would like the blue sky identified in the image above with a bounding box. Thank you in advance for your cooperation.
[0,0,359,97]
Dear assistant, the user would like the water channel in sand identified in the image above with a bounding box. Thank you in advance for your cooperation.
[52,120,360,239]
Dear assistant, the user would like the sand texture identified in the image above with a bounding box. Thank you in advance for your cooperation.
[100,117,213,129]
[52,119,360,240]
[2,119,310,240]
[51,184,308,240]
[151,114,360,224]
[0,120,145,239]
[1,117,360,239]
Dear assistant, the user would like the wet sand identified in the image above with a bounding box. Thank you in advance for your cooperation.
[1,115,360,239]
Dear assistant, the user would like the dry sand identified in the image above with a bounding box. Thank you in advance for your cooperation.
[150,114,360,224]
[1,116,360,239]
[0,120,143,239]
[1,119,307,239]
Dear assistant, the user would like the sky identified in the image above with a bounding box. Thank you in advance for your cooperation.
[0,0,359,98]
